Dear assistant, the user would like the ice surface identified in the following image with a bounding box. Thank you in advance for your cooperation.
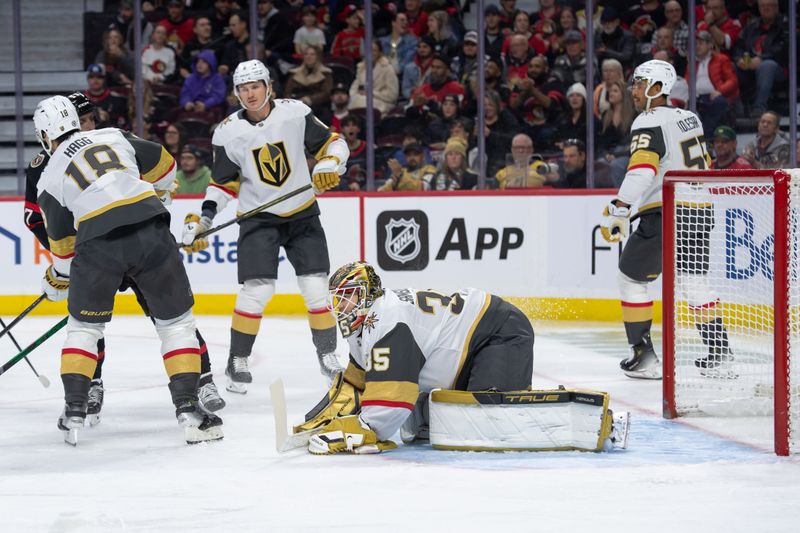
[1,316,799,532]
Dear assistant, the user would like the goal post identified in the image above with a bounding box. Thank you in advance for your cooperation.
[662,169,797,456]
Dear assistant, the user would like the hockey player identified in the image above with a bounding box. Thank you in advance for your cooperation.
[24,93,225,423]
[600,59,733,379]
[34,95,221,445]
[297,262,629,455]
[181,59,349,392]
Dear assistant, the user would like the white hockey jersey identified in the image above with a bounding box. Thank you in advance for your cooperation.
[617,105,710,212]
[37,128,175,274]
[206,99,347,219]
[347,288,495,440]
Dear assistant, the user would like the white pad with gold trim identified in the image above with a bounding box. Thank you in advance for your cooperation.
[429,388,623,452]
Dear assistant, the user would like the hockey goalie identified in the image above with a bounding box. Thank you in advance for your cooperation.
[293,261,630,455]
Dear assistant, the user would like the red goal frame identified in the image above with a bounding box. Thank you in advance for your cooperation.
[662,169,793,456]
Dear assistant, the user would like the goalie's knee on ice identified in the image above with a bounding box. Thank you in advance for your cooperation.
[618,272,650,303]
[297,273,328,311]
[236,278,275,314]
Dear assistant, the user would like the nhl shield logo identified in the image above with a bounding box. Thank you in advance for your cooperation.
[385,218,421,264]
[377,210,429,271]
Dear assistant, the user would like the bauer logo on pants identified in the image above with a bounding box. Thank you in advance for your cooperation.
[377,210,429,270]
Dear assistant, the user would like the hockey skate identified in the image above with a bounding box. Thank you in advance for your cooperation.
[175,402,224,444]
[620,335,662,380]
[695,348,738,379]
[605,410,631,450]
[317,352,343,383]
[87,379,104,427]
[58,401,87,446]
[198,381,226,412]
[225,355,252,394]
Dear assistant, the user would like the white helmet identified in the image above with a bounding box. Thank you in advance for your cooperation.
[33,95,80,155]
[632,59,676,111]
[233,59,272,111]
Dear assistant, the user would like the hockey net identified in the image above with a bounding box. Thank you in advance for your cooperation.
[662,169,800,455]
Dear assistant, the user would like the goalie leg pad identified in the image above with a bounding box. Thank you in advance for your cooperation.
[429,388,624,452]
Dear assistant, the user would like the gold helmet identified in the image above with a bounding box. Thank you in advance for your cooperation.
[328,261,384,337]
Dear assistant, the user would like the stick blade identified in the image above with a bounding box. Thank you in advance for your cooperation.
[269,379,289,453]
[38,374,51,388]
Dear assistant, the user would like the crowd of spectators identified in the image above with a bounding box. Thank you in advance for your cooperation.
[83,0,796,192]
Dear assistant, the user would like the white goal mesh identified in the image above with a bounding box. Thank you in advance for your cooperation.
[663,170,800,455]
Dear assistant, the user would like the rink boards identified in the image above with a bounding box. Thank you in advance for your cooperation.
[0,189,776,320]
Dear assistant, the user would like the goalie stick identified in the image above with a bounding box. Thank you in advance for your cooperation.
[0,316,68,378]
[0,316,50,388]
[269,379,322,453]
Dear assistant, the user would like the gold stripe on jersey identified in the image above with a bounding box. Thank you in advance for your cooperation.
[451,294,492,389]
[141,146,175,183]
[628,149,660,171]
[76,191,158,224]
[313,133,341,160]
[344,362,366,390]
[362,380,419,406]
[49,235,76,258]
[210,179,241,197]
[308,311,336,330]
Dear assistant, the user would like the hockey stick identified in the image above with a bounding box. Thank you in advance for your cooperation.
[181,184,313,248]
[269,378,322,453]
[0,317,50,388]
[0,293,47,341]
[0,316,68,378]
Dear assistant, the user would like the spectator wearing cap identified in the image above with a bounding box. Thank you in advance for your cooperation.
[383,126,435,182]
[339,115,367,190]
[689,30,739,137]
[331,4,365,61]
[553,30,593,87]
[380,11,419,76]
[176,144,212,194]
[294,5,326,56]
[403,0,429,38]
[501,11,549,61]
[595,7,636,72]
[552,7,582,54]
[732,0,788,117]
[350,40,399,116]
[179,16,220,79]
[84,64,129,129]
[159,0,194,51]
[259,0,295,65]
[701,0,742,56]
[179,49,226,113]
[513,55,565,149]
[94,27,135,88]
[381,142,437,191]
[425,137,478,190]
[425,93,464,148]
[554,139,589,189]
[142,24,178,84]
[324,83,351,132]
[401,36,436,101]
[425,10,460,61]
[453,31,480,86]
[710,126,753,169]
[284,45,334,116]
[742,111,791,169]
[483,5,507,59]
[555,83,593,147]
[408,54,465,114]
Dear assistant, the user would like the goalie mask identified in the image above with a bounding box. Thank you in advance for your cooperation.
[233,59,272,112]
[632,59,676,112]
[328,262,384,338]
[33,95,80,155]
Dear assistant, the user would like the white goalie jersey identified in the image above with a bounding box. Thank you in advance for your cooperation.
[205,99,347,219]
[346,288,493,440]
[617,106,710,212]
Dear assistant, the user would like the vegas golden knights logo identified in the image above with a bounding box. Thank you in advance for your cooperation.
[252,141,291,186]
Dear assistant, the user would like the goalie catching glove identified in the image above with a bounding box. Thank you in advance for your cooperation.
[294,364,363,434]
[42,265,69,302]
[308,415,397,455]
[311,155,341,193]
[181,213,212,253]
[600,201,631,243]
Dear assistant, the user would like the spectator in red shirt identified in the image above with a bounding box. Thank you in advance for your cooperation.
[409,54,465,111]
[689,30,739,137]
[403,0,429,38]
[159,0,194,51]
[505,34,535,89]
[702,0,743,55]
[531,0,560,24]
[331,4,365,61]
[498,0,517,29]
[710,126,754,169]
[502,11,549,60]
